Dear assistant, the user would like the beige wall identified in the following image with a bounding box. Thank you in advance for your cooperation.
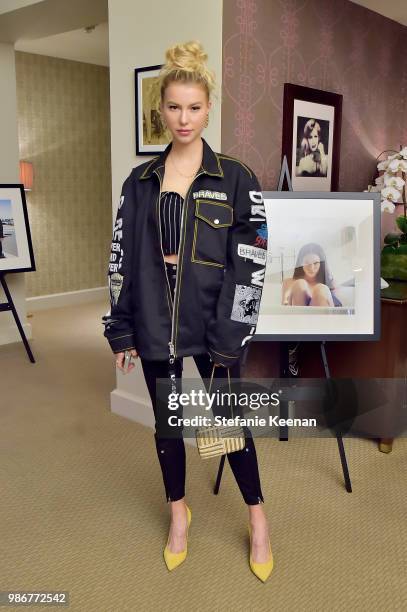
[15,51,112,298]
[0,0,44,15]
[0,42,28,346]
[222,0,407,192]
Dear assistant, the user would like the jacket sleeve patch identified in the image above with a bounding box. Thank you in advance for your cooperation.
[254,223,268,248]
[109,272,124,306]
[231,284,261,325]
[237,243,267,265]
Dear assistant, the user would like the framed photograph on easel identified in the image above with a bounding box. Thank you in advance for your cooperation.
[282,83,343,192]
[256,191,381,341]
[0,184,35,274]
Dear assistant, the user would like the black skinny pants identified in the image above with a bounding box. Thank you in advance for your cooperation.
[140,262,265,506]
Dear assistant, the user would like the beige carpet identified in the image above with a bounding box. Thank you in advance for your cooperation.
[0,301,406,612]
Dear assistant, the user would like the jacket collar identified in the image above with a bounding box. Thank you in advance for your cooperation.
[139,137,223,180]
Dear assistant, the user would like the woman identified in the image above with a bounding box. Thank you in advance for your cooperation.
[282,242,342,307]
[102,41,272,582]
[297,119,328,177]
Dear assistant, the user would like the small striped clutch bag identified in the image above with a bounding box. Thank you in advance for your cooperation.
[196,425,245,459]
[195,365,246,459]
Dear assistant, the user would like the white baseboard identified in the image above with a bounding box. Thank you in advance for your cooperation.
[26,286,108,312]
[111,388,154,427]
[0,322,32,345]
[110,388,196,447]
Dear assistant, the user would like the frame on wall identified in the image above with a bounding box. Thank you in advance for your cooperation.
[0,184,35,274]
[254,191,381,341]
[134,64,171,155]
[282,83,343,192]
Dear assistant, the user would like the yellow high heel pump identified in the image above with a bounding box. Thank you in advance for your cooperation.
[163,504,192,571]
[248,523,273,582]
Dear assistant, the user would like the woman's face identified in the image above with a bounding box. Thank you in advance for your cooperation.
[302,253,321,279]
[308,127,319,152]
[160,81,211,146]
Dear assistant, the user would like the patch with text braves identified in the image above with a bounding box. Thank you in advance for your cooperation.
[237,243,267,264]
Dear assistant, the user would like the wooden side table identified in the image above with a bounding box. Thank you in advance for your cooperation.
[376,281,407,452]
[245,281,407,453]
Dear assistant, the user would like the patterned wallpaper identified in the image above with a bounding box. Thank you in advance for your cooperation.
[15,52,112,298]
[222,0,407,192]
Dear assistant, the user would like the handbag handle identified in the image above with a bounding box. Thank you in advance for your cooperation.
[207,364,234,419]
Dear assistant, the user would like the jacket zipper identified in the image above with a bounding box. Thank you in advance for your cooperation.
[169,170,204,364]
[155,172,174,317]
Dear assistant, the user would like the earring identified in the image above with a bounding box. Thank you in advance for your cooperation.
[204,114,209,128]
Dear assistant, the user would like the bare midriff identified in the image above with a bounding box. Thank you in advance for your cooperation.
[164,254,178,264]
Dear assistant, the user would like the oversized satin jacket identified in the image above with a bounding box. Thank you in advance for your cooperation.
[102,137,268,367]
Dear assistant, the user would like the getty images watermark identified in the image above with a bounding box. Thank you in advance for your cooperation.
[155,377,406,439]
[166,388,317,429]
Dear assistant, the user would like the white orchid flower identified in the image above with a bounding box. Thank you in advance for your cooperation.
[381,186,401,202]
[384,174,405,189]
[388,158,407,173]
[400,146,407,159]
[381,200,396,213]
[366,185,381,192]
[377,159,389,171]
[387,153,399,161]
[375,175,384,186]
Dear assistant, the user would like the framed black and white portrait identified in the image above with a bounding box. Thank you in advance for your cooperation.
[0,184,35,274]
[134,64,171,155]
[282,84,343,191]
[254,191,381,341]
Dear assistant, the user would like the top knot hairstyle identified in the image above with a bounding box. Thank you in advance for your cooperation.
[157,41,216,101]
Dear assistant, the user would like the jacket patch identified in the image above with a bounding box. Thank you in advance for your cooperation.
[109,273,124,306]
[109,217,124,273]
[238,243,267,265]
[251,267,265,287]
[193,190,227,200]
[249,190,266,222]
[231,285,261,325]
[254,223,268,248]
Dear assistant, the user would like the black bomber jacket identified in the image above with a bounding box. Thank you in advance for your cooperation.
[102,138,268,367]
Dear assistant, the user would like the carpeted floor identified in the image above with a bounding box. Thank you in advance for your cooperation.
[0,301,406,612]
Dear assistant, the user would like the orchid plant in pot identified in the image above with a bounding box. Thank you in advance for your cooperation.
[367,146,407,281]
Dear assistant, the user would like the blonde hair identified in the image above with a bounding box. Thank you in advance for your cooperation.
[157,41,216,102]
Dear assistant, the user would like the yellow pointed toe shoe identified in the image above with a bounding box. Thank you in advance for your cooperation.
[163,505,192,571]
[248,523,273,582]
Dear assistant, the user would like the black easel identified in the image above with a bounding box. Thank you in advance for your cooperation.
[213,341,352,495]
[320,341,352,492]
[213,156,352,495]
[0,272,35,362]
[278,342,352,492]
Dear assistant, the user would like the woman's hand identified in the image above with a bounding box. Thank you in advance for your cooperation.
[115,349,139,373]
[317,142,326,156]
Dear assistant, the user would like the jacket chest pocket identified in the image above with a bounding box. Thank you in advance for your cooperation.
[191,199,233,267]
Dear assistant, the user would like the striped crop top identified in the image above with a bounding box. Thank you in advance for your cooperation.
[160,191,184,255]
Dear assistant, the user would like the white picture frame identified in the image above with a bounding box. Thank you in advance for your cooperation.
[254,192,381,341]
